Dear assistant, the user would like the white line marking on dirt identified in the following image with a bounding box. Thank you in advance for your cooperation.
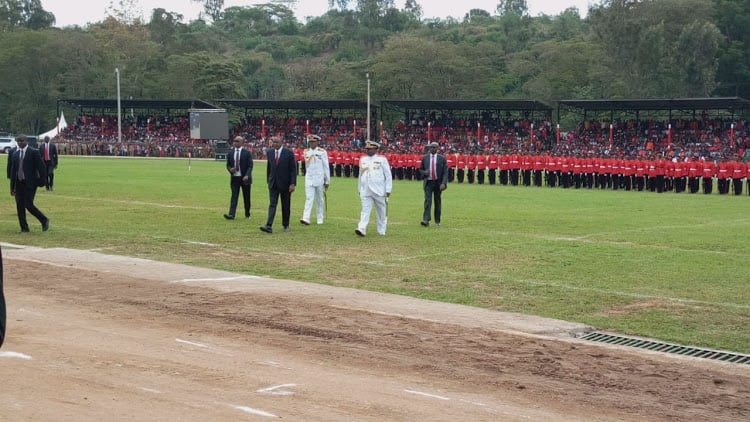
[174,275,263,283]
[404,389,450,400]
[176,339,209,348]
[458,398,487,406]
[231,405,278,417]
[256,384,296,396]
[0,351,32,360]
[257,360,292,369]
[139,387,162,394]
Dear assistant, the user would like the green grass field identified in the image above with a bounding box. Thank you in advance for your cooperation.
[2,155,749,354]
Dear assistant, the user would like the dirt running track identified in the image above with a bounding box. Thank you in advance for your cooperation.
[1,245,748,421]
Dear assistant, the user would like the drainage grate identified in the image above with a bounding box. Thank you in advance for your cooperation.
[579,332,750,365]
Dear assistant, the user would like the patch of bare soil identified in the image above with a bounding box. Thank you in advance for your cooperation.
[1,246,748,421]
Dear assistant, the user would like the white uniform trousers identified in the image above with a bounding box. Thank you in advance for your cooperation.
[302,184,325,224]
[357,194,387,235]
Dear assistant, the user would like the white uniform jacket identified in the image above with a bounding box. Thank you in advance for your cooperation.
[304,147,330,187]
[358,154,392,197]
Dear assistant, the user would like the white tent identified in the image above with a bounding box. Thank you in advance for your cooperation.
[38,111,68,140]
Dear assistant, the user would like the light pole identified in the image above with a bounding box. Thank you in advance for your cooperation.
[115,68,122,144]
[366,72,371,142]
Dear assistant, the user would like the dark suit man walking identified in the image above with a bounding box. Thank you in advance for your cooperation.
[224,136,253,220]
[8,135,49,233]
[419,142,449,227]
[260,136,297,233]
[41,136,59,191]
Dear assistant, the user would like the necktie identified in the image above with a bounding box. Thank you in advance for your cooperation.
[431,154,437,180]
[17,149,24,180]
[235,149,240,171]
[275,150,280,165]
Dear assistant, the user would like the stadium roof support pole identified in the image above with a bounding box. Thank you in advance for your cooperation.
[115,68,122,144]
[366,73,371,142]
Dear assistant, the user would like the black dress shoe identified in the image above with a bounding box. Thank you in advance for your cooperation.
[420,221,429,227]
[42,219,50,232]
[259,225,273,234]
[245,214,251,219]
[19,229,30,234]
[224,214,235,220]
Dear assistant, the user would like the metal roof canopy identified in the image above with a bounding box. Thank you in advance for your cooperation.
[58,98,220,114]
[558,97,750,121]
[217,99,376,113]
[382,99,553,113]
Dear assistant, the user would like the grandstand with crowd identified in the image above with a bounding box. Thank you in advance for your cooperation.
[25,97,750,196]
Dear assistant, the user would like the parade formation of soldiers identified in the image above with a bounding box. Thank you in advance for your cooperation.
[299,147,750,196]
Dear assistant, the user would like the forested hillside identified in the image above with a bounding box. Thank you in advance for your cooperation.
[1,0,749,134]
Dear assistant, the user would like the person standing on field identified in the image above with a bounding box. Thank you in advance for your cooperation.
[8,135,49,233]
[300,135,330,225]
[355,140,392,237]
[41,136,58,191]
[260,136,297,234]
[224,136,253,220]
[419,142,448,227]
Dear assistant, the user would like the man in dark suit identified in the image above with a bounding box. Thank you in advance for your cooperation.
[419,142,449,227]
[8,135,49,233]
[260,136,297,233]
[41,136,58,191]
[0,246,6,348]
[224,136,253,220]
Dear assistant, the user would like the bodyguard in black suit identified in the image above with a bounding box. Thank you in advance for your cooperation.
[260,137,297,233]
[41,136,59,191]
[8,135,49,233]
[0,246,6,348]
[419,142,449,227]
[224,136,253,220]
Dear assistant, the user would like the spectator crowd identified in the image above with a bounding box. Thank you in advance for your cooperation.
[46,110,750,195]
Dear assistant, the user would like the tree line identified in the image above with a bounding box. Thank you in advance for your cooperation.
[1,0,749,135]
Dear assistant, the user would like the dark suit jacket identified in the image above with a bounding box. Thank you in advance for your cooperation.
[9,147,46,192]
[42,142,59,167]
[226,148,253,184]
[420,153,449,185]
[6,147,16,180]
[266,147,297,190]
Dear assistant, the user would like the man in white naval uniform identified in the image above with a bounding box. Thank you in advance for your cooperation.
[355,140,392,237]
[300,135,330,225]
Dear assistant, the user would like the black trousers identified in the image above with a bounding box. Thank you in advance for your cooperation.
[266,187,292,228]
[228,176,251,217]
[422,180,443,224]
[14,181,47,231]
[44,160,55,188]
